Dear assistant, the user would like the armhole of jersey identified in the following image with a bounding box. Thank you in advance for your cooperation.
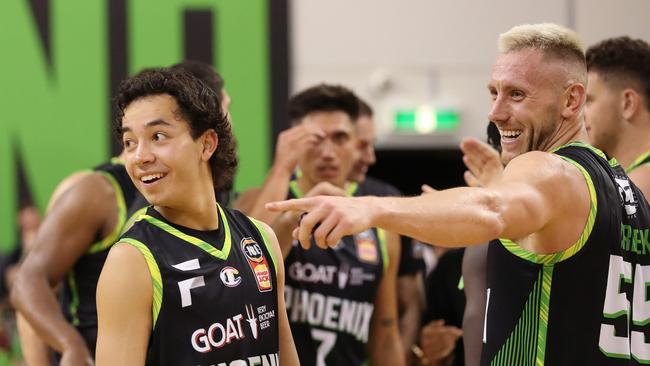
[87,171,127,254]
[376,228,389,273]
[120,238,163,329]
[249,218,279,275]
[498,156,598,265]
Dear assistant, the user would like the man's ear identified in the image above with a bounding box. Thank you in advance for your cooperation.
[561,82,586,119]
[201,129,219,160]
[621,88,642,121]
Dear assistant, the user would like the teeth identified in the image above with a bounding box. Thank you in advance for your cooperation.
[141,173,165,182]
[500,130,522,138]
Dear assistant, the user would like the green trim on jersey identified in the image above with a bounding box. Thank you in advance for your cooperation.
[121,206,149,235]
[626,151,650,173]
[66,270,81,326]
[87,171,127,254]
[139,205,232,261]
[490,266,553,366]
[499,156,597,265]
[458,276,464,291]
[289,180,359,198]
[121,238,163,328]
[376,228,389,273]
[249,218,278,274]
[549,142,619,167]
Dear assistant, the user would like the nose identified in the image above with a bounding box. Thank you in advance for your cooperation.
[318,138,336,160]
[133,141,155,166]
[488,95,509,125]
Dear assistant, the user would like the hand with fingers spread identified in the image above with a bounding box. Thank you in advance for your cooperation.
[273,124,326,175]
[267,196,373,250]
[460,137,503,188]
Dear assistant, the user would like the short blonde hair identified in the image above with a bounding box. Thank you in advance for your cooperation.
[499,23,586,83]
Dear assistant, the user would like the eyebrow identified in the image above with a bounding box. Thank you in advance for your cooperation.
[121,119,171,133]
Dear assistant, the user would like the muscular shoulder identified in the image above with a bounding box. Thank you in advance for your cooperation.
[503,150,586,190]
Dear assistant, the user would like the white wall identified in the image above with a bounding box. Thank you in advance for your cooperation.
[289,0,650,148]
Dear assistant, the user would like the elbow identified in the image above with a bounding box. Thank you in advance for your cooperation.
[480,191,507,240]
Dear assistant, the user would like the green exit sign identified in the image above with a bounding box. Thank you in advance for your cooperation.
[394,106,460,133]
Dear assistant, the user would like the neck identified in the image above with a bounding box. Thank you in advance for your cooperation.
[608,117,650,168]
[543,117,590,152]
[156,176,219,231]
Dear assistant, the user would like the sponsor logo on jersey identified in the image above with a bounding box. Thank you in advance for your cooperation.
[288,261,376,289]
[355,230,379,263]
[220,266,242,288]
[190,304,277,354]
[615,176,638,216]
[241,237,273,292]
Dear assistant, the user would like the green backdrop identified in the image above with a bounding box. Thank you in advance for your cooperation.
[0,0,271,252]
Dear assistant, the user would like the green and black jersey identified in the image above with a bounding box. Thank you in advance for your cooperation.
[60,159,146,356]
[482,143,650,366]
[627,151,650,174]
[121,205,279,366]
[285,181,388,366]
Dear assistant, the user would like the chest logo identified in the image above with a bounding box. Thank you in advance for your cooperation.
[615,176,638,216]
[220,266,242,288]
[241,237,273,292]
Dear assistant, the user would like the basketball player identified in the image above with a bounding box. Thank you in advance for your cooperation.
[243,84,403,366]
[95,68,298,365]
[268,23,650,365]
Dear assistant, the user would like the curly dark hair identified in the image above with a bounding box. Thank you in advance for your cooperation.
[586,36,650,110]
[171,60,225,97]
[113,67,237,192]
[288,84,360,125]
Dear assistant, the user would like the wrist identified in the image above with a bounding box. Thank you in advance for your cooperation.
[270,161,295,177]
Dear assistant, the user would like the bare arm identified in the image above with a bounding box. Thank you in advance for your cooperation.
[95,243,152,365]
[11,173,116,364]
[462,244,488,366]
[255,221,300,365]
[368,230,405,366]
[268,151,590,254]
[397,274,424,365]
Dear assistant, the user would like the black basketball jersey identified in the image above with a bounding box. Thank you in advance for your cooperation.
[626,151,650,174]
[121,205,280,366]
[60,158,146,355]
[482,143,650,366]
[284,180,388,366]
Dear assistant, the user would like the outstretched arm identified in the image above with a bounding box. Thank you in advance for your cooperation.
[95,243,152,365]
[11,172,115,365]
[267,151,589,254]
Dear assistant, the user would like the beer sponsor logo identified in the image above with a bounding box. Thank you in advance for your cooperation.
[355,230,378,263]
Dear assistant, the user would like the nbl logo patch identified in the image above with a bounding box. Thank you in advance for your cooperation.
[241,238,273,292]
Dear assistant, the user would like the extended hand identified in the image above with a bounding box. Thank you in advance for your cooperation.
[266,196,373,249]
[460,137,503,187]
